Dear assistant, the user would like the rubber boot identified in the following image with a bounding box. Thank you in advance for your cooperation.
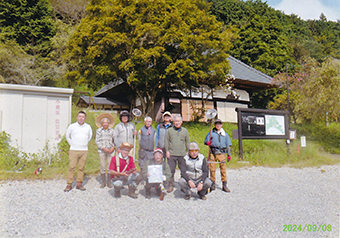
[167,179,174,193]
[106,174,113,188]
[210,181,215,192]
[100,174,106,188]
[128,185,138,199]
[145,187,151,199]
[114,187,121,197]
[222,181,230,193]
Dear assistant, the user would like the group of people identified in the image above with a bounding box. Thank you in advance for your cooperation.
[64,110,232,200]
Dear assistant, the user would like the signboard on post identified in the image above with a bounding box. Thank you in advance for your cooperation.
[235,108,289,159]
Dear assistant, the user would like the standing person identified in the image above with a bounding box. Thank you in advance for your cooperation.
[113,110,137,156]
[165,115,190,193]
[138,116,155,170]
[156,111,172,155]
[178,142,212,200]
[142,148,171,199]
[64,111,93,192]
[109,142,143,199]
[95,113,115,188]
[204,119,232,192]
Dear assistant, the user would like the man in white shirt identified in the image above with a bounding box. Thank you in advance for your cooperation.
[64,111,93,192]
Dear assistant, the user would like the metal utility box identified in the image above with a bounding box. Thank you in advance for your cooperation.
[0,83,73,154]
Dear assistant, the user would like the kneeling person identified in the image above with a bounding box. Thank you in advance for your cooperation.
[109,142,142,199]
[142,148,171,199]
[179,142,212,200]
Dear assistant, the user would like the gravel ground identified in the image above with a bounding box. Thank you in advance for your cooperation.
[0,165,339,238]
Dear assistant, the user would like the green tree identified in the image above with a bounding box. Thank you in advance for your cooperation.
[66,0,233,115]
[0,0,56,53]
[269,58,340,123]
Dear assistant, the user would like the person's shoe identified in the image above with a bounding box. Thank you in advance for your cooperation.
[114,188,121,198]
[167,183,174,193]
[106,174,113,188]
[76,185,86,191]
[64,185,72,192]
[184,194,191,200]
[128,186,138,199]
[76,182,86,191]
[100,174,106,188]
[199,195,207,200]
[222,181,230,193]
[210,181,215,192]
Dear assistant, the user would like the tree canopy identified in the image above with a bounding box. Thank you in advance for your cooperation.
[66,0,233,115]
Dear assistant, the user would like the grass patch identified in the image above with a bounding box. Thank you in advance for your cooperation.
[0,106,339,180]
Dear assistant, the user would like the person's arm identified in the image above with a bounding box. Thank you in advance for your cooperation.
[95,129,103,149]
[201,157,208,182]
[165,128,171,158]
[88,125,93,143]
[65,125,72,145]
[185,129,190,153]
[204,132,210,145]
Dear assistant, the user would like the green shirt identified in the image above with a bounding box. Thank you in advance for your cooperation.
[165,126,190,156]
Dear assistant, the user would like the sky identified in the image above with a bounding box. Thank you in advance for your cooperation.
[264,0,340,22]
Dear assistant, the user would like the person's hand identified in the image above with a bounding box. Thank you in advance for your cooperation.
[207,141,211,146]
[103,148,109,153]
[188,180,196,188]
[227,155,231,162]
[108,147,115,154]
[197,182,203,191]
[133,130,137,136]
[147,173,150,177]
[166,151,170,159]
[120,172,128,177]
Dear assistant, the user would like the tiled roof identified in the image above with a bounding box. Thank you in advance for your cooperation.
[227,56,272,84]
[80,96,127,106]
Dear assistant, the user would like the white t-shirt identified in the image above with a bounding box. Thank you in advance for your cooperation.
[66,122,93,150]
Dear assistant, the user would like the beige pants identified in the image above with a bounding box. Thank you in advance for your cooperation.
[67,150,88,185]
[99,152,115,174]
[209,153,227,182]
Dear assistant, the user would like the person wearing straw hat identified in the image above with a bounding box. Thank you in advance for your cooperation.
[204,119,232,192]
[142,148,171,199]
[109,142,143,198]
[95,113,115,188]
[178,142,212,200]
[113,110,137,157]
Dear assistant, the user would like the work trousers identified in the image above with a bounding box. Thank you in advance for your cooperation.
[168,156,183,179]
[99,152,114,174]
[209,153,227,182]
[111,173,141,189]
[67,150,88,185]
[178,177,212,196]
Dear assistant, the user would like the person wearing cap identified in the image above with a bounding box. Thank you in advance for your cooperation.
[156,111,172,155]
[178,142,212,200]
[95,113,115,188]
[138,116,156,170]
[113,110,137,156]
[165,115,190,193]
[109,142,143,198]
[141,148,171,199]
[64,111,93,192]
[204,119,232,192]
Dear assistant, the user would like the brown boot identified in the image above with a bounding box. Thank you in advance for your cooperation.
[222,181,230,193]
[100,174,106,188]
[167,179,174,193]
[106,174,113,188]
[64,184,72,192]
[128,186,138,199]
[76,181,86,191]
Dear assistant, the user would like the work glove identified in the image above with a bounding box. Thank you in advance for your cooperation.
[227,155,231,162]
[207,141,211,146]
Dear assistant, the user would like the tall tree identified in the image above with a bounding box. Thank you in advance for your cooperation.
[0,0,56,52]
[66,0,233,115]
